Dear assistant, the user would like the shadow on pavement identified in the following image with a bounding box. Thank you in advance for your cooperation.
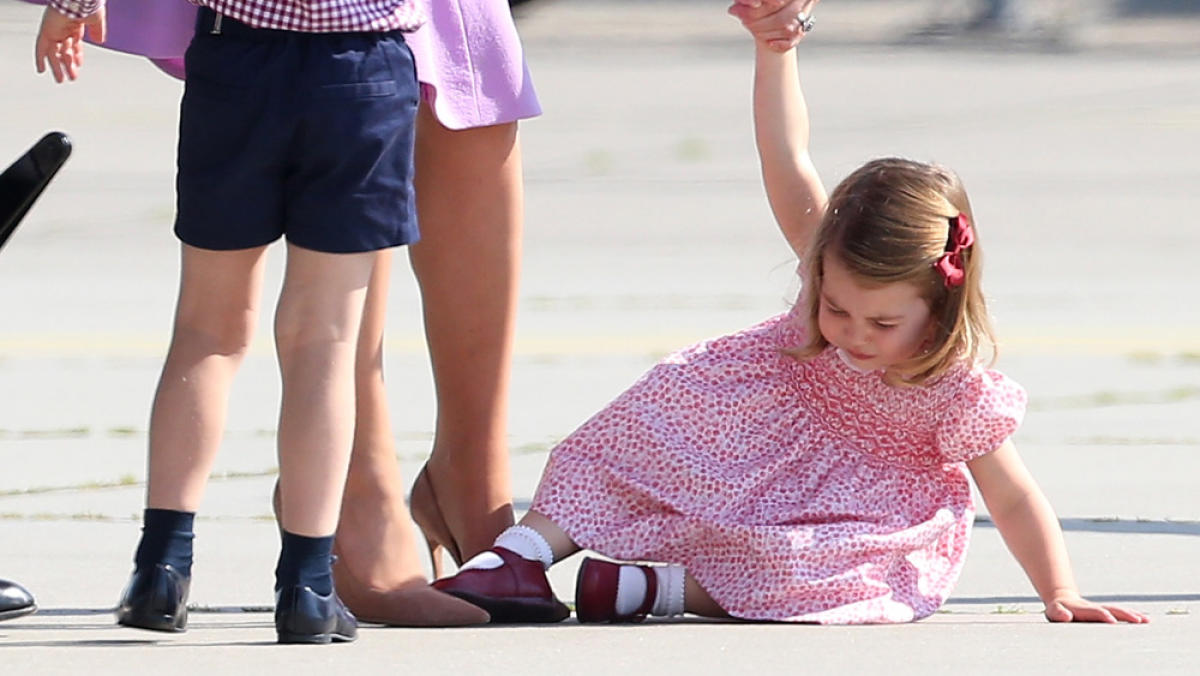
[1118,0,1200,15]
[976,518,1200,537]
[947,592,1200,605]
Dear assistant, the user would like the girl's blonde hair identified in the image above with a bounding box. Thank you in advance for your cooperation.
[792,158,996,385]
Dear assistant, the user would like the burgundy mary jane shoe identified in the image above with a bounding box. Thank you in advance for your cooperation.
[432,547,569,624]
[575,557,656,623]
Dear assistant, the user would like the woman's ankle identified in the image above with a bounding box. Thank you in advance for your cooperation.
[417,457,515,557]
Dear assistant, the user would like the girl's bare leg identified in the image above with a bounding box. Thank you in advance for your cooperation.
[517,510,580,562]
[684,575,731,618]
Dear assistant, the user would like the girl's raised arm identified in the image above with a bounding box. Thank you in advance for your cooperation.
[753,44,827,260]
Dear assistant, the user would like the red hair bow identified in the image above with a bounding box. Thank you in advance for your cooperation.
[935,214,975,288]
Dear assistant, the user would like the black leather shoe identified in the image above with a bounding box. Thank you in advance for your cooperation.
[0,578,36,622]
[116,564,190,632]
[275,585,357,644]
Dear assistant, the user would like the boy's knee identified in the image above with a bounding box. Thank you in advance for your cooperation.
[171,313,257,358]
[273,313,359,366]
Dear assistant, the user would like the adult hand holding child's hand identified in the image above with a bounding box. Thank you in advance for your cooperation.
[729,0,819,52]
[35,6,107,83]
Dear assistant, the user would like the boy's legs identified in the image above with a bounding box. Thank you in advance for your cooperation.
[273,244,377,537]
[146,244,268,511]
[269,245,376,644]
[262,14,417,638]
[118,244,267,633]
[124,8,419,640]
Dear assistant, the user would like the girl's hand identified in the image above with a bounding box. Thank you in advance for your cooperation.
[35,6,107,83]
[728,0,820,53]
[1045,592,1150,624]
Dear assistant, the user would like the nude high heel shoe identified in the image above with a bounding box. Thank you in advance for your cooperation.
[408,465,463,578]
[331,540,488,627]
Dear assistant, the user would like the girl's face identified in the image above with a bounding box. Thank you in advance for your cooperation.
[817,254,934,372]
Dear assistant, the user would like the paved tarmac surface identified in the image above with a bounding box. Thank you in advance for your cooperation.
[0,0,1197,673]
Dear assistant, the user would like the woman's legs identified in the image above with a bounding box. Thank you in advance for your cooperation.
[336,102,523,575]
[330,252,488,625]
[407,106,523,562]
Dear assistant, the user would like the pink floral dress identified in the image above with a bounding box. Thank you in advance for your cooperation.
[530,309,1026,624]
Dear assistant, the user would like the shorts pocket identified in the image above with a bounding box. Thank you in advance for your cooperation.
[311,80,400,100]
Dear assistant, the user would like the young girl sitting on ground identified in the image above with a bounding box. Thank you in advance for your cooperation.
[431,9,1150,625]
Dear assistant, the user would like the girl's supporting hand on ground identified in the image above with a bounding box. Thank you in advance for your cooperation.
[1045,592,1150,624]
[729,0,819,52]
[969,443,1151,626]
[35,6,106,83]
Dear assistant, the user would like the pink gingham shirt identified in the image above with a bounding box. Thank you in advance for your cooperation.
[50,0,423,32]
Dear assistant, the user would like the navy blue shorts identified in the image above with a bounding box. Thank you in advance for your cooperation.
[174,9,419,253]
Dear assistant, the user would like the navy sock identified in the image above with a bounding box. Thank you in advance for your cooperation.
[133,508,195,577]
[275,531,334,596]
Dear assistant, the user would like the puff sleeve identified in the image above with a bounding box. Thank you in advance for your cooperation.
[934,368,1027,463]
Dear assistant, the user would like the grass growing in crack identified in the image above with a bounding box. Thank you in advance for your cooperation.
[1127,351,1200,365]
[0,512,278,522]
[0,512,123,522]
[675,137,710,163]
[512,440,557,456]
[584,149,614,176]
[1068,435,1199,446]
[0,468,278,498]
[0,427,91,439]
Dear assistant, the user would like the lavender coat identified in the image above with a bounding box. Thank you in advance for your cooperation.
[27,0,540,128]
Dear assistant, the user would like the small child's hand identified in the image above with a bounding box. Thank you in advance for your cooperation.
[35,6,107,83]
[728,0,819,53]
[1045,592,1150,624]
